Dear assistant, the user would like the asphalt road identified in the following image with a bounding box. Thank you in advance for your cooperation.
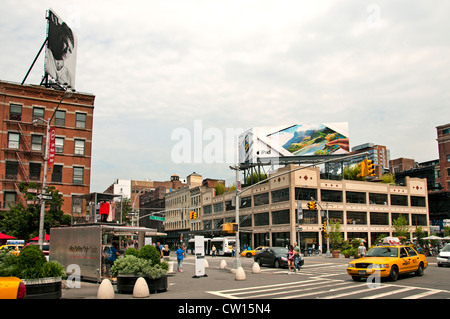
[61,254,450,300]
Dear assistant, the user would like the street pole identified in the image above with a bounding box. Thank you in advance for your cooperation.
[326,202,331,258]
[233,164,241,269]
[37,90,72,250]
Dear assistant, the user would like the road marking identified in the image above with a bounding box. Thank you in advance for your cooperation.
[361,287,415,299]
[402,289,442,299]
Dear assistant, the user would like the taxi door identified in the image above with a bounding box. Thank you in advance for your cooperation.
[399,247,414,273]
[405,246,421,271]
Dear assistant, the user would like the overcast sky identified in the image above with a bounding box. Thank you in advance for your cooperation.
[1,1,449,193]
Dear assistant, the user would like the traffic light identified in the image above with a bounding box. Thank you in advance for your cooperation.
[323,221,327,234]
[357,159,366,179]
[222,223,238,233]
[189,211,197,219]
[307,201,317,210]
[366,159,375,177]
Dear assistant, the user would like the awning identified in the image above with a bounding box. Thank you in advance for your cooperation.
[0,232,16,240]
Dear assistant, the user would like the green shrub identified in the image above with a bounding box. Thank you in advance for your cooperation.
[124,247,139,257]
[0,250,18,277]
[42,260,66,278]
[110,255,166,279]
[139,245,160,265]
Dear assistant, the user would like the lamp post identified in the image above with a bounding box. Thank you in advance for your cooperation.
[229,164,241,269]
[34,89,73,250]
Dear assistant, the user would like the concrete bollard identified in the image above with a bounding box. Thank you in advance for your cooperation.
[252,262,261,274]
[235,267,246,280]
[167,261,175,274]
[133,277,150,298]
[204,258,209,268]
[97,279,115,299]
[219,259,227,269]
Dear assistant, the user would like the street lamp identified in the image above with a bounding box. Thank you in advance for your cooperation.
[229,164,241,269]
[33,89,73,250]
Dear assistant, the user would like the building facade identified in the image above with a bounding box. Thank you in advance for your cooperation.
[0,80,94,214]
[436,123,450,192]
[199,165,429,250]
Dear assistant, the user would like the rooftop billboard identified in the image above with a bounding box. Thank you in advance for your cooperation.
[44,9,77,89]
[238,123,349,164]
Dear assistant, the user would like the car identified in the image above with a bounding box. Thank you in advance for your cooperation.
[437,244,450,267]
[240,246,268,258]
[347,245,428,282]
[0,244,24,256]
[254,247,290,268]
[0,277,26,299]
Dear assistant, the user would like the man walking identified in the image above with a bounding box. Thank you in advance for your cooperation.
[293,242,301,274]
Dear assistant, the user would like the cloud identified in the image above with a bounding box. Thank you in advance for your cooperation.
[1,1,449,192]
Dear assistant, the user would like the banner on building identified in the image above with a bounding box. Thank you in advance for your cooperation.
[47,126,56,173]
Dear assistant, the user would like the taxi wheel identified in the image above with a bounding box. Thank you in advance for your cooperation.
[389,265,399,281]
[246,253,252,258]
[415,263,424,276]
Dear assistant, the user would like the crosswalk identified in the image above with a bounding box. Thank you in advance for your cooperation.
[207,262,450,300]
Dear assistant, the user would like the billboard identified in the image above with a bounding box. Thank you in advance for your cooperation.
[44,9,77,89]
[238,123,349,164]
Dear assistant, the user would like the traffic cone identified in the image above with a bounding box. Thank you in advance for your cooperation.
[97,279,115,299]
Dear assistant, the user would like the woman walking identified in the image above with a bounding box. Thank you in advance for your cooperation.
[176,245,185,272]
[287,245,295,274]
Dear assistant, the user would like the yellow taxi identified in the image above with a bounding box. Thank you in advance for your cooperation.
[347,245,427,282]
[241,246,269,258]
[0,244,23,256]
[0,277,26,299]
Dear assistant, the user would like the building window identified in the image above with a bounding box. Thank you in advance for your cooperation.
[203,220,212,230]
[328,211,344,224]
[4,192,16,208]
[31,135,43,151]
[8,132,20,149]
[73,167,84,184]
[5,162,19,180]
[9,104,22,121]
[346,191,367,204]
[443,128,450,135]
[74,139,85,155]
[225,200,234,211]
[240,196,252,208]
[271,188,289,203]
[203,205,212,215]
[390,194,408,206]
[75,113,87,129]
[254,212,269,226]
[254,193,269,206]
[272,209,290,225]
[32,107,45,120]
[213,202,223,214]
[369,193,388,205]
[295,187,317,201]
[239,215,252,227]
[51,165,63,183]
[300,210,318,224]
[29,163,41,181]
[320,189,342,202]
[347,211,367,225]
[54,110,66,126]
[410,196,426,207]
[411,214,427,226]
[55,137,64,153]
[370,212,389,225]
[447,155,450,163]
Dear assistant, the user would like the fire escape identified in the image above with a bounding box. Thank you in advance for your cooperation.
[2,111,44,210]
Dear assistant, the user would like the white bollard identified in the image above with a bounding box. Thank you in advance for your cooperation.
[133,277,150,298]
[204,258,209,268]
[167,261,175,274]
[252,262,261,274]
[235,267,246,281]
[219,259,227,269]
[97,279,115,299]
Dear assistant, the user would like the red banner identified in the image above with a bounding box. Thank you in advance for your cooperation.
[47,127,56,172]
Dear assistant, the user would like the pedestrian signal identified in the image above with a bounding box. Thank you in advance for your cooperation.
[222,223,238,233]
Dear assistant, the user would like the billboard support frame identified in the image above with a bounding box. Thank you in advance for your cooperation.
[21,37,48,86]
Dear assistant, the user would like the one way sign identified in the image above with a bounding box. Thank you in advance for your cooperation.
[37,194,53,201]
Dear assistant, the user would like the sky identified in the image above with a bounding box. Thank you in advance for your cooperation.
[1,0,449,193]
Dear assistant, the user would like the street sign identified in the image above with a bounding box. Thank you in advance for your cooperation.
[149,216,165,222]
[37,194,53,201]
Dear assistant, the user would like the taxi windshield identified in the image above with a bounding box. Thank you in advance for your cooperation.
[365,247,399,257]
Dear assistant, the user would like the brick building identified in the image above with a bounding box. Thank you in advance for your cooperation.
[437,123,450,192]
[0,80,94,214]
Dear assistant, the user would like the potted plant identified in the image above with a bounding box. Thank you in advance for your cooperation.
[329,221,343,258]
[0,245,65,299]
[111,245,168,294]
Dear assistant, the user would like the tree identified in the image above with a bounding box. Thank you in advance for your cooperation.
[380,173,396,185]
[329,220,343,250]
[343,164,364,181]
[392,215,410,243]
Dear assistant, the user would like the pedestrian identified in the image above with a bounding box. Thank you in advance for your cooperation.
[105,242,120,278]
[287,245,295,274]
[358,242,366,258]
[212,245,217,257]
[176,245,185,272]
[293,242,300,274]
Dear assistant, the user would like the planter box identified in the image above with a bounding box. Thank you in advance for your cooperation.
[22,277,62,299]
[117,275,168,294]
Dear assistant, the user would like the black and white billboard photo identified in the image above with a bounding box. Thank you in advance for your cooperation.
[44,9,77,89]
